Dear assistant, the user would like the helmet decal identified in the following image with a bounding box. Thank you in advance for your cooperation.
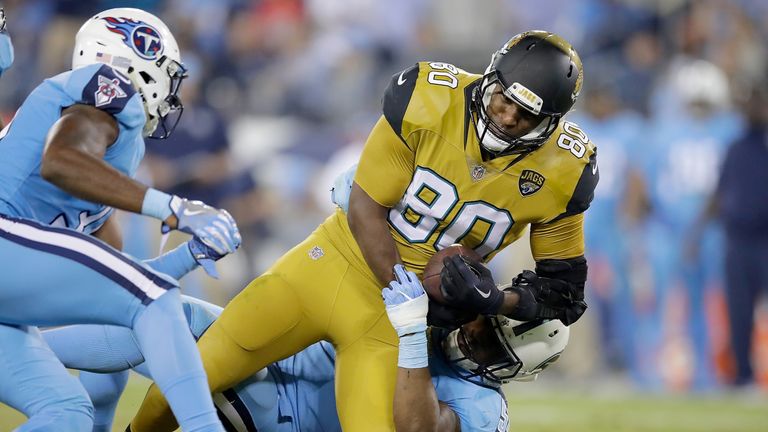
[102,17,163,61]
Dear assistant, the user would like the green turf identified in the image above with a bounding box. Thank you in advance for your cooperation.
[504,392,768,432]
[0,373,152,432]
[1,374,766,431]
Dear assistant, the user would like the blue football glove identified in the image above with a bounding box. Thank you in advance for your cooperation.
[330,164,357,213]
[0,9,14,76]
[188,236,226,279]
[382,264,428,337]
[162,196,241,256]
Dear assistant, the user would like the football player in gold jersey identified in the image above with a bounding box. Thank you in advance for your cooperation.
[130,30,597,431]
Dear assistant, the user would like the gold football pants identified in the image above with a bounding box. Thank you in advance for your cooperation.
[130,226,398,431]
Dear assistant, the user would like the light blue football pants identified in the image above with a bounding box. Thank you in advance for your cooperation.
[0,214,222,432]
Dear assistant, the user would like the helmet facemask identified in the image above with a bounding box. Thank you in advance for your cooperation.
[132,55,187,139]
[471,74,560,156]
[441,316,524,386]
[441,315,569,385]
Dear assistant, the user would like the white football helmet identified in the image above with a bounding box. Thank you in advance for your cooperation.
[72,8,187,138]
[441,316,570,385]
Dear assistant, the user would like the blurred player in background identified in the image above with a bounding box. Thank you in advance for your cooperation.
[44,290,567,432]
[0,7,12,131]
[0,8,240,431]
[132,30,596,431]
[570,72,645,373]
[688,84,768,389]
[640,60,744,389]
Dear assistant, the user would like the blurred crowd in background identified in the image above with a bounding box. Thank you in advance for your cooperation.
[1,0,767,395]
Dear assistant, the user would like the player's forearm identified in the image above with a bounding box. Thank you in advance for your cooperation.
[347,183,401,285]
[41,144,148,213]
[497,291,522,316]
[394,367,440,432]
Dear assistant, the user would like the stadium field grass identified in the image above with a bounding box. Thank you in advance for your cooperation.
[1,373,766,431]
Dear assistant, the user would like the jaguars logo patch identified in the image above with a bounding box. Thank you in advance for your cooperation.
[518,169,545,196]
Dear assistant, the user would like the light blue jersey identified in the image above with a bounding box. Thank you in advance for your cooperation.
[0,63,145,233]
[429,354,508,432]
[0,61,224,430]
[45,297,509,432]
[644,111,744,232]
[638,110,745,390]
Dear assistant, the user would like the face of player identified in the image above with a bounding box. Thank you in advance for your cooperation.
[486,83,544,140]
[455,315,508,366]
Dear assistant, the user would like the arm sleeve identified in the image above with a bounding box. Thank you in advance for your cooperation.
[354,115,416,207]
[530,213,585,260]
[142,242,198,280]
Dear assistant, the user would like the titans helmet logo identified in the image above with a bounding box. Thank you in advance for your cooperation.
[102,17,163,60]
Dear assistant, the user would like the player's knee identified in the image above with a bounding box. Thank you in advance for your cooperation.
[134,288,185,327]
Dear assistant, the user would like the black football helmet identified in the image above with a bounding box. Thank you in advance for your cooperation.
[472,31,583,156]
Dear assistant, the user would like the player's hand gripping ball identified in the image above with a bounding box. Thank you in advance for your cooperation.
[421,244,482,304]
[422,244,484,329]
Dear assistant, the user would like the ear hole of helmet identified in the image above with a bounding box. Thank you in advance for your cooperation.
[139,71,156,85]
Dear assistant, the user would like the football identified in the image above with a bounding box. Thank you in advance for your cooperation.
[422,244,482,304]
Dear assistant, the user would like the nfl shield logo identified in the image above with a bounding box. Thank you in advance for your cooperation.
[308,246,324,260]
[470,165,486,181]
[518,169,545,196]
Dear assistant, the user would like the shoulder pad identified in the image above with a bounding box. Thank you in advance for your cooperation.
[382,63,419,139]
[547,121,598,219]
[382,62,479,143]
[563,122,598,216]
[78,64,136,115]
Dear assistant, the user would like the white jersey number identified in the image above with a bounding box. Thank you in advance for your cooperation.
[427,62,459,89]
[388,167,513,258]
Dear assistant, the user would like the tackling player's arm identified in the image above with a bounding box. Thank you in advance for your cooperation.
[384,265,461,432]
[393,368,460,432]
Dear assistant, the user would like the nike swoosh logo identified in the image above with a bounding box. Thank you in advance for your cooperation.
[591,162,598,175]
[474,285,491,298]
[183,209,206,217]
[397,71,407,86]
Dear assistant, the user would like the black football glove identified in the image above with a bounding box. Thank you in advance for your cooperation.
[440,255,504,316]
[507,270,588,325]
[426,299,478,330]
